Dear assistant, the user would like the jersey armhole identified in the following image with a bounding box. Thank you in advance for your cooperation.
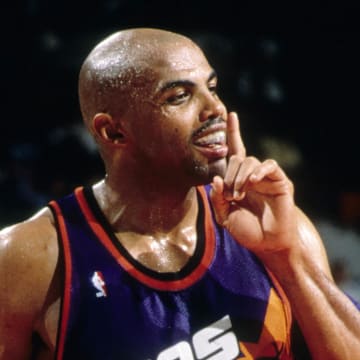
[48,201,72,360]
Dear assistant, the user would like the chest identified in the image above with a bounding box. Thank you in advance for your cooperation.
[116,229,197,273]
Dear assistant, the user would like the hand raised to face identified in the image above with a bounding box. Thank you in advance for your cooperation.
[210,112,297,255]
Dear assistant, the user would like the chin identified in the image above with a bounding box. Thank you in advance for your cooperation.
[192,158,227,185]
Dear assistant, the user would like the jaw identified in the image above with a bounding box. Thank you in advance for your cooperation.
[189,157,227,185]
[206,157,228,179]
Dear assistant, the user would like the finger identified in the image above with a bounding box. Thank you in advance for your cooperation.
[210,176,229,225]
[211,175,224,194]
[227,112,246,159]
[249,159,285,183]
[223,155,242,200]
[224,155,260,200]
[246,178,292,196]
[247,159,294,196]
[232,156,261,199]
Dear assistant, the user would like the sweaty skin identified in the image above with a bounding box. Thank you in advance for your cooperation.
[0,28,359,359]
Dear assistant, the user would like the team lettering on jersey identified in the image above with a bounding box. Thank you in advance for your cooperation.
[154,315,241,360]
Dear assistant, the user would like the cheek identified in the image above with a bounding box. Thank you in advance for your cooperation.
[160,106,197,138]
[173,129,190,153]
[159,126,187,150]
[147,126,191,164]
[135,103,196,156]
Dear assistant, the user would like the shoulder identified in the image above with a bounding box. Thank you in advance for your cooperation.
[0,207,58,272]
[0,207,59,324]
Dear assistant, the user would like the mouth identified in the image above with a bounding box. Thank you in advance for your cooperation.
[192,123,228,159]
[193,129,226,148]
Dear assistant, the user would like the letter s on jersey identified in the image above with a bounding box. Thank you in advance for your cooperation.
[193,315,240,360]
[157,315,240,360]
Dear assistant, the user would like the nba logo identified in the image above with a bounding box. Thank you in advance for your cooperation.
[91,271,108,298]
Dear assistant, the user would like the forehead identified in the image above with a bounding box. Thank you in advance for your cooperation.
[159,42,209,68]
[145,42,214,87]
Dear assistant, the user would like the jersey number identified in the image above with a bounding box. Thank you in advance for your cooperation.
[157,315,240,360]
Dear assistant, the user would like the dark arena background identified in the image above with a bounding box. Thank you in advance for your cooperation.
[1,1,360,299]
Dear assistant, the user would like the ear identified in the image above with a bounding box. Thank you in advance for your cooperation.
[92,113,127,145]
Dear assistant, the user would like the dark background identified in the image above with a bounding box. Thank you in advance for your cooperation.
[1,1,360,227]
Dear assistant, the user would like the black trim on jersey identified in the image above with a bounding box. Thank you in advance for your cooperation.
[83,187,206,282]
[47,203,66,359]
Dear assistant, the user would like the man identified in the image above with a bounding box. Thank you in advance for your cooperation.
[0,27,359,359]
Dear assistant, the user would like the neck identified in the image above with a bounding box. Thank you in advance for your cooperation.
[93,174,199,235]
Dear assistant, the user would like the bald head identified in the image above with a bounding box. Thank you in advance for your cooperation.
[78,28,201,127]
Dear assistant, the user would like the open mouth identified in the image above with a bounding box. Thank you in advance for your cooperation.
[191,118,228,159]
[192,127,228,159]
[193,130,226,148]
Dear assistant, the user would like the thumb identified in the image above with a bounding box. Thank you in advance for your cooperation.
[209,176,229,225]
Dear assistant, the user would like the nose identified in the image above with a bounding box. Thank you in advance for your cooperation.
[199,92,226,122]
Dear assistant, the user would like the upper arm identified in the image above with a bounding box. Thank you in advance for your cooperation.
[0,210,59,359]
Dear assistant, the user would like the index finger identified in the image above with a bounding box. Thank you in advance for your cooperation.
[227,112,246,159]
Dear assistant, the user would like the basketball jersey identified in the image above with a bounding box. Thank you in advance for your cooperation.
[49,185,293,360]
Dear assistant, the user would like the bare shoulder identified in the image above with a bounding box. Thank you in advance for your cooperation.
[0,207,60,359]
[0,207,58,284]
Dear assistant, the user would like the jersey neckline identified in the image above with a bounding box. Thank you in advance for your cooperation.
[75,186,216,291]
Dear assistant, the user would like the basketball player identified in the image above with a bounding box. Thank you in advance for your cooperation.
[0,28,359,359]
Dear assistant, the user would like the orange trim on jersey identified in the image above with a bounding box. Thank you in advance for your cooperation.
[239,288,293,359]
[265,270,293,358]
[50,200,73,360]
[74,186,216,291]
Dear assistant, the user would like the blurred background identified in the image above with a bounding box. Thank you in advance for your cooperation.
[1,0,360,300]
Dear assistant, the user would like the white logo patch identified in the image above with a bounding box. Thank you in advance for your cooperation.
[91,271,108,298]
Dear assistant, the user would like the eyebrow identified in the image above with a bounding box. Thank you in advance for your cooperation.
[158,70,217,93]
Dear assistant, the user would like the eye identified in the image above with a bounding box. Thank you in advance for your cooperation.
[165,91,190,105]
[208,83,218,95]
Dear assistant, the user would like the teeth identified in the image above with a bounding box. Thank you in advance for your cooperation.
[195,131,226,146]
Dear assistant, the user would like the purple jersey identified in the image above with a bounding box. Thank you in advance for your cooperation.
[49,185,293,359]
